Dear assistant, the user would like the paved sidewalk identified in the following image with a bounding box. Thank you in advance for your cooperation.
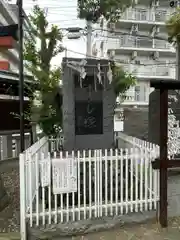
[70,217,180,240]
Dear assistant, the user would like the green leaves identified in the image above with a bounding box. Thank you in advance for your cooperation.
[77,0,136,22]
[111,64,136,96]
[24,5,64,136]
[166,7,180,44]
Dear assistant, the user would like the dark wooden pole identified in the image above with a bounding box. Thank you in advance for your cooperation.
[17,0,25,152]
[159,88,168,227]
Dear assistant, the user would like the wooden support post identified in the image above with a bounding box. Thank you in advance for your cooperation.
[159,88,168,228]
[151,79,180,228]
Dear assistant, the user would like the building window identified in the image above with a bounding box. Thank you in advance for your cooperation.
[143,86,147,101]
[135,86,140,101]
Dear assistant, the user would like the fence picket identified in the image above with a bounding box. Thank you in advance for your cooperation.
[35,153,39,226]
[115,149,118,215]
[53,151,58,224]
[77,150,81,221]
[29,151,33,227]
[47,153,52,225]
[71,150,75,221]
[120,148,123,215]
[99,149,103,217]
[105,149,108,216]
[125,148,129,214]
[140,148,143,212]
[89,149,92,219]
[135,148,139,212]
[130,148,134,212]
[144,149,148,211]
[83,150,86,220]
[94,150,97,218]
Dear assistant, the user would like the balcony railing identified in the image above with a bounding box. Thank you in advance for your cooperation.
[117,92,148,105]
[120,36,171,49]
[120,8,173,22]
[121,64,175,78]
[108,36,172,50]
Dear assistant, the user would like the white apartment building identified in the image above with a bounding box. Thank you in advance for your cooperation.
[0,0,33,76]
[93,0,176,108]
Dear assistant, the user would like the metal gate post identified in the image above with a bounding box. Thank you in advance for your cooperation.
[19,153,27,240]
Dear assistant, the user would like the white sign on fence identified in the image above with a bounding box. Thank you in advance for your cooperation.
[52,157,77,194]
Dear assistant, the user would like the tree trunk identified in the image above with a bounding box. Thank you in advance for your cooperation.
[0,174,9,212]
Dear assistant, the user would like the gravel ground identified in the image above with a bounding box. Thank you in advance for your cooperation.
[0,162,20,233]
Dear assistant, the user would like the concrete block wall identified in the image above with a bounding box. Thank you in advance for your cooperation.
[116,137,135,149]
[62,58,116,151]
[123,107,149,140]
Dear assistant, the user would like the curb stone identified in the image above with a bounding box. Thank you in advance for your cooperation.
[28,210,156,239]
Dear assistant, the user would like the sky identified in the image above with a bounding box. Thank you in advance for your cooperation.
[10,0,87,66]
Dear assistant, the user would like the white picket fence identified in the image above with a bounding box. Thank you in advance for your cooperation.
[115,131,159,153]
[19,137,159,240]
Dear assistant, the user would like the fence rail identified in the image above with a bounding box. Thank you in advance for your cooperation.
[115,131,159,153]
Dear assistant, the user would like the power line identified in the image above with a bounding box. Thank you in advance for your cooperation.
[23,18,171,42]
[92,27,169,41]
[22,20,171,42]
[63,47,177,67]
[21,2,173,42]
[22,25,176,66]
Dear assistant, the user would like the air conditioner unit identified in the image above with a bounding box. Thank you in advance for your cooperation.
[109,22,115,31]
[151,26,160,36]
[92,48,98,56]
[152,51,159,60]
[92,44,98,56]
[135,60,141,65]
[131,24,138,34]
[100,41,104,49]
[131,51,137,60]
[109,50,115,58]
[126,59,130,64]
[67,32,82,39]
[150,26,156,36]
[156,26,160,33]
[155,0,159,7]
[151,0,159,7]
[100,18,104,29]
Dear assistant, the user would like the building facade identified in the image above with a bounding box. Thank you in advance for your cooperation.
[0,1,35,134]
[93,0,176,108]
[0,0,33,74]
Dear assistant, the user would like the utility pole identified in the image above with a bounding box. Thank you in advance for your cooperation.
[177,2,180,82]
[17,0,25,152]
[86,20,92,57]
[177,43,180,81]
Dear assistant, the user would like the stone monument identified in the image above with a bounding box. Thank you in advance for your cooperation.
[62,58,116,151]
